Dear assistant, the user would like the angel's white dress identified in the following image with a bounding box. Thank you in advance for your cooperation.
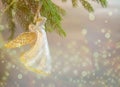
[21,19,51,74]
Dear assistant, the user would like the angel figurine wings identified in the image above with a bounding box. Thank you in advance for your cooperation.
[5,15,51,75]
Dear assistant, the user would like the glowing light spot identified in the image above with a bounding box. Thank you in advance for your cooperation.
[81,71,87,77]
[108,11,113,16]
[116,42,120,48]
[81,46,90,53]
[93,52,99,58]
[6,63,12,69]
[12,65,15,68]
[1,60,5,63]
[101,29,105,33]
[48,83,55,87]
[102,54,107,58]
[5,72,9,76]
[97,39,101,43]
[62,67,70,73]
[0,25,4,31]
[82,62,87,67]
[32,80,36,84]
[12,50,17,55]
[2,76,7,81]
[81,29,87,35]
[105,33,111,39]
[105,20,108,23]
[18,74,23,79]
[89,13,95,21]
[0,82,4,86]
[73,70,78,75]
[108,53,111,57]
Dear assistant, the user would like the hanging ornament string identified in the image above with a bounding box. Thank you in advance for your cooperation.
[34,4,41,23]
[4,4,51,75]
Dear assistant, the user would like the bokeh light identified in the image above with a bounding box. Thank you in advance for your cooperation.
[0,0,120,87]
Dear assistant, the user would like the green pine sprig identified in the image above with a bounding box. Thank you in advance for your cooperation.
[40,0,66,36]
[80,0,94,12]
[0,0,107,39]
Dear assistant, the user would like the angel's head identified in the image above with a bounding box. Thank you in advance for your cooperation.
[29,17,47,31]
[35,17,47,26]
[29,24,36,32]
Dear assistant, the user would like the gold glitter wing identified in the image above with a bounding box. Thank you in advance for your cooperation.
[5,32,37,48]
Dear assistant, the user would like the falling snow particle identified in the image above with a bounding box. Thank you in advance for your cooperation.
[89,13,95,21]
[73,70,78,75]
[97,39,101,43]
[93,52,99,58]
[105,20,108,23]
[81,29,87,35]
[116,42,120,48]
[105,33,111,39]
[81,71,87,77]
[1,60,5,63]
[2,76,7,81]
[108,11,113,16]
[12,65,15,68]
[5,72,9,76]
[18,74,23,80]
[101,29,105,33]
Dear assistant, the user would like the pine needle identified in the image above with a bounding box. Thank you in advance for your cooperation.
[80,0,94,12]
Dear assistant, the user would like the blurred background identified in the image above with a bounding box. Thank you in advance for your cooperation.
[0,0,120,87]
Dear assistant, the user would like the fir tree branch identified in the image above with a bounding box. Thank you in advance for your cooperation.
[0,0,107,39]
[1,0,16,14]
[62,0,67,2]
[40,0,66,36]
[72,0,78,7]
[92,0,107,7]
[98,0,107,7]
[15,0,36,31]
[80,0,94,12]
[1,0,15,39]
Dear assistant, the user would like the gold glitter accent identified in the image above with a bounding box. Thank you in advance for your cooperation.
[25,65,50,75]
[5,32,36,48]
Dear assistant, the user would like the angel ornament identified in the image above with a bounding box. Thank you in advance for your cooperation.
[5,16,51,75]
